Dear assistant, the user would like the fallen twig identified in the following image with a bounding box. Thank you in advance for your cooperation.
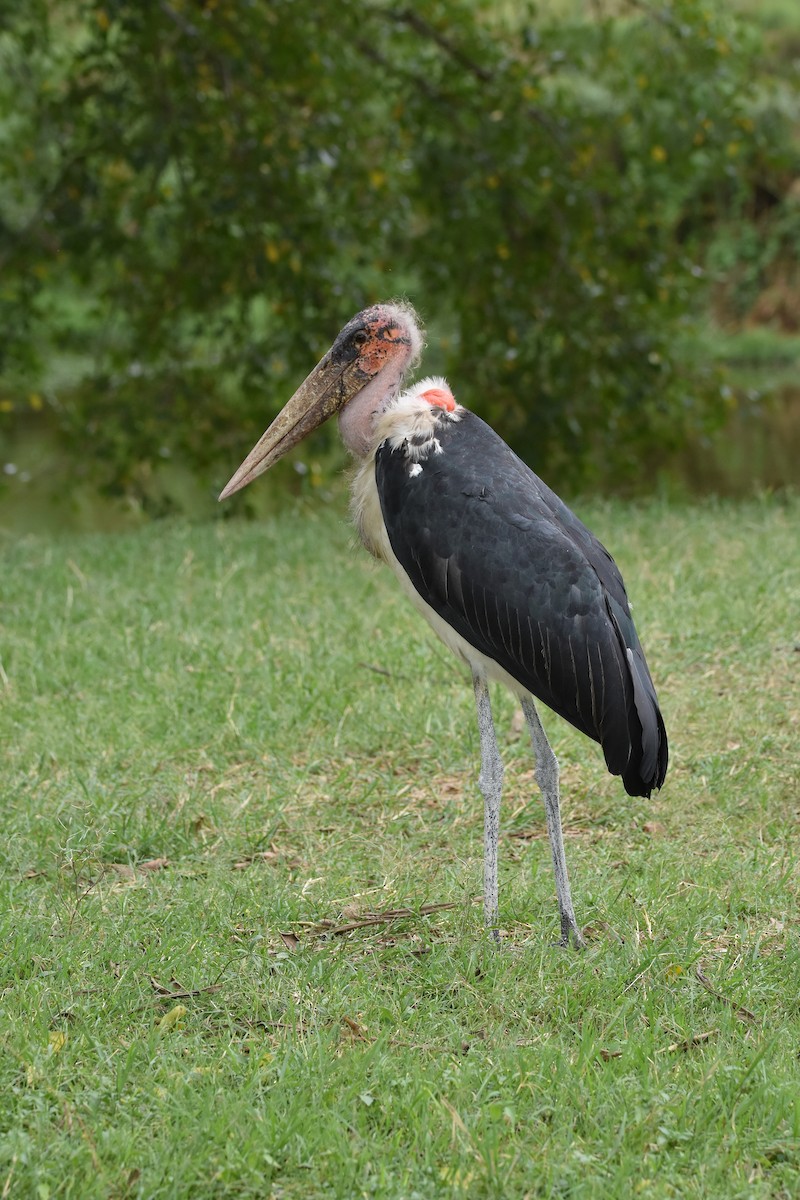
[661,1029,718,1053]
[149,976,223,1001]
[357,661,394,678]
[695,965,757,1022]
[310,899,479,938]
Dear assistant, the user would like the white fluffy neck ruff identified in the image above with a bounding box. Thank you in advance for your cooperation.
[373,376,461,457]
[398,376,454,406]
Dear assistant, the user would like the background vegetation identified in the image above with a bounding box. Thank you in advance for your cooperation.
[1,0,798,519]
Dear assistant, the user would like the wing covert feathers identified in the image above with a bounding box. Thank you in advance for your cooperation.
[375,409,668,797]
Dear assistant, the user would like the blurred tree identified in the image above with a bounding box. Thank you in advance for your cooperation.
[0,0,778,501]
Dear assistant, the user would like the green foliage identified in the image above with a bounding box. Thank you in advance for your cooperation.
[0,1,790,500]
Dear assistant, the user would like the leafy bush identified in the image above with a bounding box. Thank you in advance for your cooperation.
[0,0,787,502]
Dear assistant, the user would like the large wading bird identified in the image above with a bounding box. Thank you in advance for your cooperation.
[220,302,668,947]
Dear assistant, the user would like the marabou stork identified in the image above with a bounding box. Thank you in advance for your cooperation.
[220,302,668,947]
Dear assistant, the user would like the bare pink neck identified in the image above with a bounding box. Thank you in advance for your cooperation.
[337,361,409,459]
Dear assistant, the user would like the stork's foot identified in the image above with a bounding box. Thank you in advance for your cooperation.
[557,913,587,951]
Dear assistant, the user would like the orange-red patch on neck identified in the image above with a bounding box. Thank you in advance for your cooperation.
[421,386,456,412]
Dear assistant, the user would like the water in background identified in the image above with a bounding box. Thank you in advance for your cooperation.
[1,381,798,534]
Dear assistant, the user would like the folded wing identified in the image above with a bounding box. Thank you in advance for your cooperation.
[375,410,668,797]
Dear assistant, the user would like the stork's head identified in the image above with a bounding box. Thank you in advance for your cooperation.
[219,302,423,499]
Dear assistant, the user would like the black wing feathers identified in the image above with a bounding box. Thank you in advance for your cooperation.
[375,410,668,797]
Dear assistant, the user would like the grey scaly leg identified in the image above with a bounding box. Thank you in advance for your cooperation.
[472,670,503,940]
[521,696,586,949]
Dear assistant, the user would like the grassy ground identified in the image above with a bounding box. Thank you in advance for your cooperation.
[1,493,798,1199]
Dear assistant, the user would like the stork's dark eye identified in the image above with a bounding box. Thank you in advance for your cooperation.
[353,329,368,347]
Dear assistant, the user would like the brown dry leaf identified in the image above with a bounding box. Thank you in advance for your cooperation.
[642,821,666,835]
[665,1030,717,1053]
[150,976,181,996]
[139,857,169,872]
[341,1015,369,1041]
[279,932,300,951]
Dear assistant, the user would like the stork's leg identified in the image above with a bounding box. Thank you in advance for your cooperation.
[472,670,503,940]
[521,696,586,949]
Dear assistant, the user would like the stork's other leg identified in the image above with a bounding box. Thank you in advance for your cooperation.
[472,670,503,940]
[521,696,586,949]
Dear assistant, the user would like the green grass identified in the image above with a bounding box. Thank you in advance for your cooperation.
[683,325,800,371]
[1,493,798,1199]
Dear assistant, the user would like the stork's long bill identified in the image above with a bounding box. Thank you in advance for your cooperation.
[218,303,423,498]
